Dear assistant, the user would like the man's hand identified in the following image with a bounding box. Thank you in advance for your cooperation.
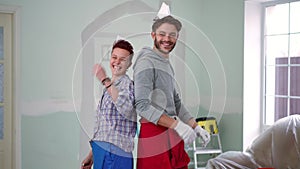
[174,119,197,144]
[194,125,210,147]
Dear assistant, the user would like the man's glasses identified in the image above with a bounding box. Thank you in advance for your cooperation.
[155,31,178,39]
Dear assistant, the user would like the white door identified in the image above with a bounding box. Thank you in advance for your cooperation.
[0,13,13,169]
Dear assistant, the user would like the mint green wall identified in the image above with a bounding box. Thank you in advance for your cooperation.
[0,0,244,168]
[22,112,80,169]
[173,0,244,151]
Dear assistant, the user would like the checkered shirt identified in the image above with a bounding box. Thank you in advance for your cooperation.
[92,75,137,152]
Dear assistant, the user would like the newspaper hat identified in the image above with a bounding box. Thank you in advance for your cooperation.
[113,35,126,45]
[155,2,170,20]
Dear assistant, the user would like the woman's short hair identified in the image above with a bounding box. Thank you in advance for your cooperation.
[112,39,134,56]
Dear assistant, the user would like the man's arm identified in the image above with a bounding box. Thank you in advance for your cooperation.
[173,89,194,125]
[157,113,196,144]
[157,114,177,128]
[157,114,196,129]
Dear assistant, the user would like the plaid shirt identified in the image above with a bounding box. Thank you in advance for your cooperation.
[92,75,137,152]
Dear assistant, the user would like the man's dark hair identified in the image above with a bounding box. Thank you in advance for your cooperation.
[152,15,182,32]
[112,39,134,55]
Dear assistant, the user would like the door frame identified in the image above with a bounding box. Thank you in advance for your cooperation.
[0,5,21,169]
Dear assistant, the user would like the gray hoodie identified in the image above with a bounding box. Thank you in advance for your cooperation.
[133,47,193,124]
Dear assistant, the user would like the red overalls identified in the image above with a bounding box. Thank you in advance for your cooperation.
[137,118,190,169]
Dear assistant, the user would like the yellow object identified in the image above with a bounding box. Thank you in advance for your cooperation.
[192,116,222,168]
[196,117,219,134]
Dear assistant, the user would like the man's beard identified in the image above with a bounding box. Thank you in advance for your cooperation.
[154,37,176,55]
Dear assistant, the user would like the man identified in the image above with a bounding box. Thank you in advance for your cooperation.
[133,6,210,169]
[81,39,137,169]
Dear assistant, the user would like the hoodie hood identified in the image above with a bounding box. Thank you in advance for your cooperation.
[136,47,169,62]
[133,47,170,70]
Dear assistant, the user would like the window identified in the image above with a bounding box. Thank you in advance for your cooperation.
[263,1,300,125]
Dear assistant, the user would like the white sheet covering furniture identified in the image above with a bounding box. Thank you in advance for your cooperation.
[206,114,300,169]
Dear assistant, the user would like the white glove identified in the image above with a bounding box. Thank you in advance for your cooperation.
[174,119,197,144]
[194,125,211,147]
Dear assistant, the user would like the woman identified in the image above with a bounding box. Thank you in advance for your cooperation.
[81,39,136,169]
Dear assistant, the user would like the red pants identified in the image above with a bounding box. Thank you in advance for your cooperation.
[137,118,190,169]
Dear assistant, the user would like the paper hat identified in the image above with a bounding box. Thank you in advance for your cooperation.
[156,2,170,19]
[113,35,126,45]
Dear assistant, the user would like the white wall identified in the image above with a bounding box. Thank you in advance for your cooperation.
[243,1,263,150]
